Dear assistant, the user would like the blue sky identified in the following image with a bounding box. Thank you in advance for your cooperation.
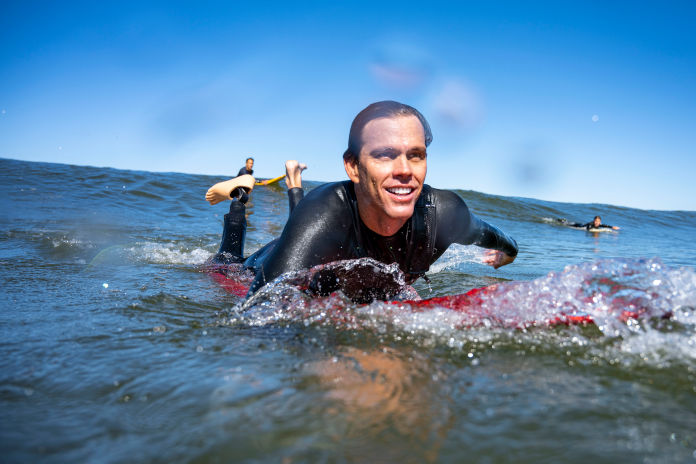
[1,1,695,210]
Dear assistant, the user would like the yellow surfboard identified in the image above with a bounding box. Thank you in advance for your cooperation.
[255,174,286,186]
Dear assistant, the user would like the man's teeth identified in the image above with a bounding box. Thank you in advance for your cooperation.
[387,187,412,195]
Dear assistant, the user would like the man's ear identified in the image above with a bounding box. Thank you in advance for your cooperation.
[344,156,360,184]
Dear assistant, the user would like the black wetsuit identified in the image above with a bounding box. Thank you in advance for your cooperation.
[237,167,253,177]
[216,181,518,297]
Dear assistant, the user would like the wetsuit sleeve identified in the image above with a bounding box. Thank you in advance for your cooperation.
[434,189,518,257]
[287,187,304,215]
[248,183,355,295]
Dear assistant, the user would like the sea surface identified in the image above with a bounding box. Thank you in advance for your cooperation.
[1,157,695,463]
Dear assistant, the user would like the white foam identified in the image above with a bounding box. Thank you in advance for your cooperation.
[428,244,483,273]
[51,237,90,248]
[233,257,696,369]
[127,242,213,265]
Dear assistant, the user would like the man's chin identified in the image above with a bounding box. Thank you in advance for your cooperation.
[385,205,416,222]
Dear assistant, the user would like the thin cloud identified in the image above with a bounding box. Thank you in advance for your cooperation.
[430,79,485,131]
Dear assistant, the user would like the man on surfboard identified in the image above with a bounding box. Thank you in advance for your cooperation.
[558,215,620,231]
[206,101,518,299]
[579,215,620,231]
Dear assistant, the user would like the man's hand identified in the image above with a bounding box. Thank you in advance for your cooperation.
[482,250,516,269]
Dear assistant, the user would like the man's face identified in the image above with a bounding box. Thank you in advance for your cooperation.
[344,115,427,235]
[246,159,254,170]
[593,217,601,227]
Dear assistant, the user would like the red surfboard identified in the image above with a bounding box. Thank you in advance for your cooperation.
[207,258,666,329]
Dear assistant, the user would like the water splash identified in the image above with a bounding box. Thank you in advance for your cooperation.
[132,242,211,265]
[427,244,483,273]
[221,257,696,367]
[89,242,213,267]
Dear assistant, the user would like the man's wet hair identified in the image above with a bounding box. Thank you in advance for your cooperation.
[343,100,433,163]
[246,157,254,163]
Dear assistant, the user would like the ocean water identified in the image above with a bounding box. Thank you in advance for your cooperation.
[1,157,695,463]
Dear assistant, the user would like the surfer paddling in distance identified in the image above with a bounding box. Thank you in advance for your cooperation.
[579,215,620,231]
[206,100,518,301]
[556,215,620,231]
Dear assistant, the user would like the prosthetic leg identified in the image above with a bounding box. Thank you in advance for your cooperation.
[214,187,250,264]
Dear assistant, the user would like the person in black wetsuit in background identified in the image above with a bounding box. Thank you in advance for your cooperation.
[565,215,620,231]
[207,100,518,300]
[237,157,254,177]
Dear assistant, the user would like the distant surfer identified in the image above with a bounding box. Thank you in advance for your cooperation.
[557,215,620,231]
[206,100,518,300]
[237,157,254,177]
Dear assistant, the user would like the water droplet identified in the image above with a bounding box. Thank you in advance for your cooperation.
[592,114,599,122]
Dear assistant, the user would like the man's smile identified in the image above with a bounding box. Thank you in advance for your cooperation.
[386,186,415,196]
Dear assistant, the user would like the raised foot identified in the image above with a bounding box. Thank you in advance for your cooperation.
[205,174,255,205]
[285,160,307,189]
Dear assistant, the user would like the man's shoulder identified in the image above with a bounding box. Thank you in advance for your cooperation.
[289,181,355,217]
[285,181,357,231]
[424,185,467,208]
[422,184,455,197]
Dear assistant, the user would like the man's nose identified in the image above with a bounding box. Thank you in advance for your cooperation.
[393,154,412,176]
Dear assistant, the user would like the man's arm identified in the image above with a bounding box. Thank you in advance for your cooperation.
[434,189,518,268]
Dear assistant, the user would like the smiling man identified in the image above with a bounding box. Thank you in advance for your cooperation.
[209,100,518,298]
[345,113,428,237]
